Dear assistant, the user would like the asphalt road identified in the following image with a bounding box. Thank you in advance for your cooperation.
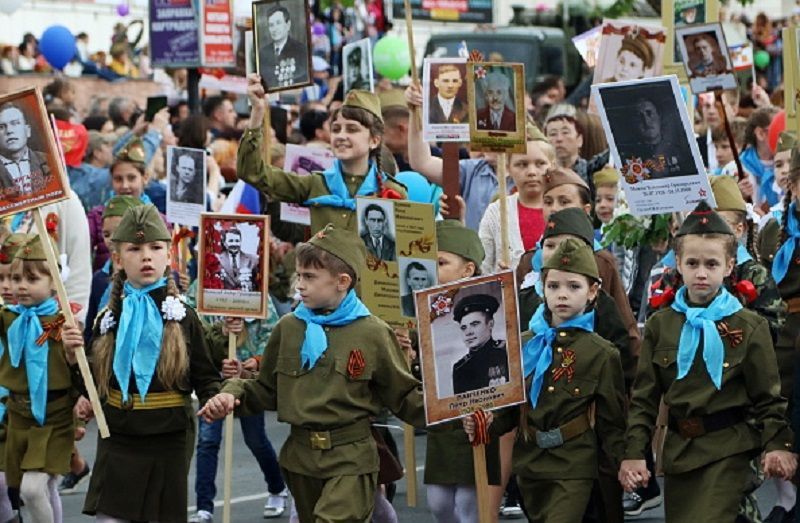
[60,412,780,522]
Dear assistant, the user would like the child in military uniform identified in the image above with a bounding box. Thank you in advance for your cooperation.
[238,74,407,235]
[199,223,424,523]
[421,220,504,523]
[620,201,797,522]
[62,205,222,523]
[0,235,80,521]
[467,238,627,523]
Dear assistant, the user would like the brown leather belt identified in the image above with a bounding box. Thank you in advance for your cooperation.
[787,298,800,314]
[532,412,591,449]
[668,408,744,439]
[291,418,372,450]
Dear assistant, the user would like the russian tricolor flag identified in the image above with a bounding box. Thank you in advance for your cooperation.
[222,181,261,215]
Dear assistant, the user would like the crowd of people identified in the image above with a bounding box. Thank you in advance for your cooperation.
[0,3,800,523]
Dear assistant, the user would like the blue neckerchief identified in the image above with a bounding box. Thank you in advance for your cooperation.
[303,160,382,210]
[660,250,676,269]
[7,297,59,425]
[0,386,7,421]
[10,213,25,233]
[99,260,113,310]
[741,147,778,206]
[736,243,753,266]
[772,202,800,284]
[593,238,602,251]
[113,278,167,402]
[293,289,370,369]
[522,304,595,408]
[670,287,742,389]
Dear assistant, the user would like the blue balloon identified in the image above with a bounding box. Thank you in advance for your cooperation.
[396,171,443,215]
[39,25,76,70]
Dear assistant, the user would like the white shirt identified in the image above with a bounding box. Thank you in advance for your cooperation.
[438,95,454,119]
[490,109,502,129]
[0,149,32,195]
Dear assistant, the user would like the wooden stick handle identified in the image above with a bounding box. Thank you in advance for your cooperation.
[401,341,417,507]
[222,332,237,523]
[441,142,461,220]
[497,154,510,267]
[403,0,422,132]
[472,444,491,523]
[714,90,745,183]
[33,209,110,439]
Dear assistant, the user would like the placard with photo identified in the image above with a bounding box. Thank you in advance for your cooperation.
[279,144,335,225]
[466,62,526,154]
[0,87,70,217]
[167,146,207,227]
[253,0,312,93]
[672,0,707,62]
[343,38,374,93]
[197,213,271,318]
[729,42,755,101]
[592,75,715,216]
[592,22,666,85]
[356,196,438,328]
[422,58,469,142]
[676,23,737,93]
[415,271,524,425]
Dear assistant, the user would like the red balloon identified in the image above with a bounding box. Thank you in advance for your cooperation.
[767,109,785,155]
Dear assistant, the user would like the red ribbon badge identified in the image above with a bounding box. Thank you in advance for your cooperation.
[347,349,366,379]
[717,322,744,347]
[470,409,491,447]
[551,349,576,383]
[36,315,65,346]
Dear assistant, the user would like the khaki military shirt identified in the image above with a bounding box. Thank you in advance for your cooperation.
[626,306,793,475]
[222,313,425,477]
[237,128,407,234]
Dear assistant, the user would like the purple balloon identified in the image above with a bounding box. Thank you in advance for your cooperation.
[312,22,325,36]
[116,3,129,16]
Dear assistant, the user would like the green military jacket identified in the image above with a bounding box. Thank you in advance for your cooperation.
[237,128,407,234]
[626,306,793,475]
[493,328,626,481]
[222,313,425,477]
[759,215,800,301]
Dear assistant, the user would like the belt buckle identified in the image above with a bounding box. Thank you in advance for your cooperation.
[309,431,331,450]
[120,396,135,411]
[536,428,564,449]
[677,417,705,439]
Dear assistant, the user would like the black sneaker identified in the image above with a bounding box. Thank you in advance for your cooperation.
[623,490,662,517]
[58,463,90,494]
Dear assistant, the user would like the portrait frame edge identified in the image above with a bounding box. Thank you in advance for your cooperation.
[465,62,527,154]
[0,86,71,218]
[197,212,271,319]
[252,0,314,94]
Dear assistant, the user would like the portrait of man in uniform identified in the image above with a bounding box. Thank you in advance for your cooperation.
[686,33,728,77]
[359,203,396,262]
[254,0,312,92]
[216,228,259,291]
[475,71,516,132]
[428,63,468,125]
[0,102,52,198]
[451,293,509,394]
[343,39,373,93]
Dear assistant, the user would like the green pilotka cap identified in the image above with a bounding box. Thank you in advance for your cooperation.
[542,167,590,196]
[436,220,485,273]
[542,207,595,246]
[526,122,548,143]
[710,175,746,213]
[111,205,171,244]
[675,200,734,237]
[308,223,367,281]
[452,294,499,322]
[542,237,599,280]
[777,132,797,154]
[114,136,146,164]
[102,195,144,220]
[593,166,620,187]
[0,233,29,265]
[344,90,383,123]
[17,235,60,262]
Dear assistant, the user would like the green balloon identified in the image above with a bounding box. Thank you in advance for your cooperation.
[754,49,770,69]
[373,36,411,80]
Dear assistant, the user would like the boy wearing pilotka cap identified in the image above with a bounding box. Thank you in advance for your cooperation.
[620,200,796,521]
[199,224,424,522]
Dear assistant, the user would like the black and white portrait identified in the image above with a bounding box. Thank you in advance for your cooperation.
[343,38,373,93]
[676,23,736,94]
[216,227,260,292]
[357,199,396,262]
[167,146,207,227]
[399,257,437,317]
[253,0,312,93]
[596,79,699,180]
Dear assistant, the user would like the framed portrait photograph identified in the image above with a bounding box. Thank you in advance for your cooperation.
[252,0,312,93]
[416,271,524,425]
[592,76,714,215]
[592,22,666,85]
[357,198,396,263]
[676,23,736,93]
[197,213,271,318]
[466,62,526,154]
[0,87,70,217]
[422,58,469,143]
[662,0,719,73]
[398,257,437,318]
[166,146,207,227]
[280,144,335,225]
[343,38,374,93]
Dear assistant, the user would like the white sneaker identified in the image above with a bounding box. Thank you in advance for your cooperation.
[188,510,213,523]
[264,489,288,519]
